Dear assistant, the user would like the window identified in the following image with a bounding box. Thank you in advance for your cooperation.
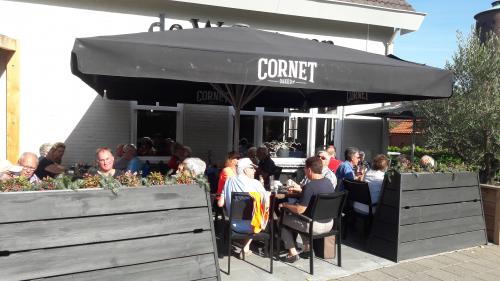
[136,109,177,156]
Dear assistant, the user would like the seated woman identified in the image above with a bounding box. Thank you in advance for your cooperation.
[216,151,239,203]
[34,142,66,179]
[353,154,389,215]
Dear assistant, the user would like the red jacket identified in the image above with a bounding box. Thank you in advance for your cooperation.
[328,158,342,173]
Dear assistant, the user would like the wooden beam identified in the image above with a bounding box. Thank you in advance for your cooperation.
[1,35,20,163]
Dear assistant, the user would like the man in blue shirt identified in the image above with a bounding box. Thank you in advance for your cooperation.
[335,147,361,191]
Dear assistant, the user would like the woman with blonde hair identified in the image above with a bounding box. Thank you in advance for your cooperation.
[34,142,66,179]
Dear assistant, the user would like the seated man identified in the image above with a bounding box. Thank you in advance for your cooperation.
[326,144,342,173]
[279,156,335,263]
[18,152,40,183]
[218,157,270,257]
[122,144,144,174]
[90,148,123,178]
[335,147,362,191]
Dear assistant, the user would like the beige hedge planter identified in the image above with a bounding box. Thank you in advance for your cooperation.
[0,185,220,281]
[481,184,500,244]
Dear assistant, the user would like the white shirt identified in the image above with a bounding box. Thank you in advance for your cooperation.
[353,169,385,215]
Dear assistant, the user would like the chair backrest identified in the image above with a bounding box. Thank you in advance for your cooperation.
[343,179,372,206]
[229,192,254,221]
[309,191,348,221]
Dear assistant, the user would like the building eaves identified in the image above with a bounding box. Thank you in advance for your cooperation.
[338,0,415,12]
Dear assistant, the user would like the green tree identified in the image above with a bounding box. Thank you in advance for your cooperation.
[415,30,499,184]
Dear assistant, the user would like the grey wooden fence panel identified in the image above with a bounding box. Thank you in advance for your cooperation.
[0,185,206,223]
[0,208,209,252]
[399,172,478,190]
[40,254,217,281]
[398,230,486,261]
[400,186,480,207]
[399,216,486,243]
[370,220,398,242]
[375,204,399,225]
[0,231,213,280]
[400,201,483,225]
[368,236,398,261]
[380,188,400,207]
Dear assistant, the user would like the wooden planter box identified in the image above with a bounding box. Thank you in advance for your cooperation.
[481,184,500,244]
[368,172,487,262]
[0,184,220,281]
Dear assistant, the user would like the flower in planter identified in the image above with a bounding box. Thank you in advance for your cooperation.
[0,176,32,192]
[146,171,166,186]
[116,171,141,187]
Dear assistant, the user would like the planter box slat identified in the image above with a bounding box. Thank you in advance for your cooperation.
[480,184,500,244]
[399,172,478,190]
[398,230,486,261]
[41,253,217,281]
[400,201,483,225]
[0,231,213,280]
[399,215,485,243]
[0,185,206,223]
[400,185,480,207]
[0,208,210,252]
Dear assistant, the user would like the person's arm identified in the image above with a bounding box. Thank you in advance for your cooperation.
[281,202,307,214]
[45,163,65,174]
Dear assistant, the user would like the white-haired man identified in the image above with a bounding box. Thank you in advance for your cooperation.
[18,152,40,183]
[218,157,269,257]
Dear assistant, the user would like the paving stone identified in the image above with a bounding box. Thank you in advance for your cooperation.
[398,274,441,281]
[334,274,370,281]
[423,268,462,281]
[414,258,448,269]
[440,264,477,278]
[468,256,500,269]
[457,262,493,274]
[397,262,431,274]
[474,271,500,281]
[358,269,397,281]
[442,252,473,262]
[430,254,462,266]
[379,265,413,279]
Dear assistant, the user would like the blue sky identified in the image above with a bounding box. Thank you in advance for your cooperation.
[394,0,491,68]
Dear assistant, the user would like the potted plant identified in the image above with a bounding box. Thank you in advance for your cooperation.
[264,140,297,157]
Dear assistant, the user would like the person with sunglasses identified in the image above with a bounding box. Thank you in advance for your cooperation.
[288,150,337,192]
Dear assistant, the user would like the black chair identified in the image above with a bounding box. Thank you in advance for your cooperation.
[227,192,273,274]
[342,179,376,238]
[277,191,347,275]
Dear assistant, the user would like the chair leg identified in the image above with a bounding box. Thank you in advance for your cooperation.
[227,233,232,274]
[270,233,274,273]
[309,234,314,275]
[337,234,342,267]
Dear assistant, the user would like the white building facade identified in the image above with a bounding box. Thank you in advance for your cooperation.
[0,0,424,167]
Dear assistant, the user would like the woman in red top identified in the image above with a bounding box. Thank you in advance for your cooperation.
[216,151,239,203]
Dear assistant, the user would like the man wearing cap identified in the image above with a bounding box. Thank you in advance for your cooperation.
[218,157,269,257]
[18,152,40,183]
[0,160,23,181]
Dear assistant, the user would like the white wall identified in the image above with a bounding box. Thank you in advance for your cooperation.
[0,1,155,164]
[0,0,398,165]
